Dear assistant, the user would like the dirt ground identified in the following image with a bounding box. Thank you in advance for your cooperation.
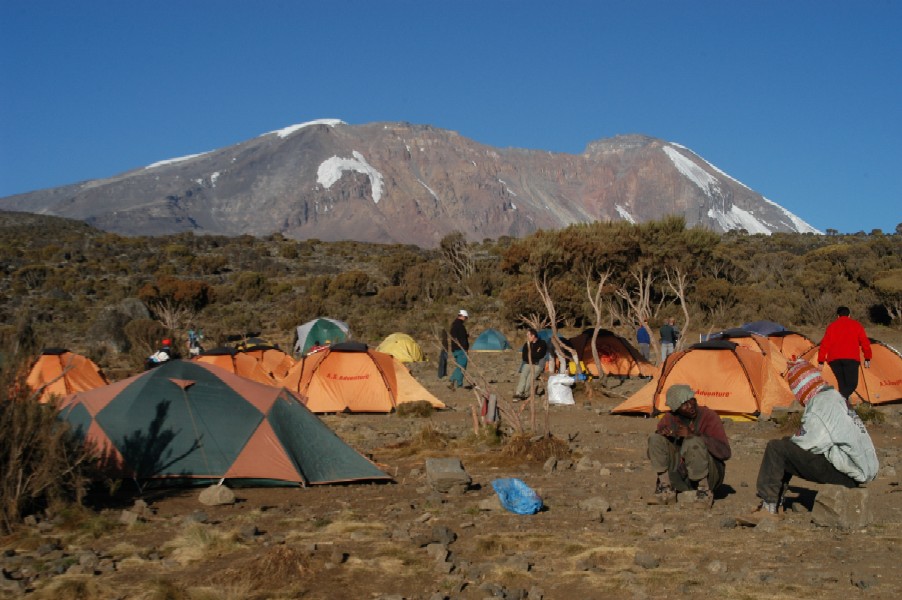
[3,332,902,600]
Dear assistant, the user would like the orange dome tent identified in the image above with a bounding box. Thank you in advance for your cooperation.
[194,347,277,385]
[26,348,108,404]
[567,329,656,378]
[611,340,795,419]
[800,339,902,406]
[282,342,445,413]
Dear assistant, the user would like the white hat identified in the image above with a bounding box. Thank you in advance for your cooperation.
[458,309,469,318]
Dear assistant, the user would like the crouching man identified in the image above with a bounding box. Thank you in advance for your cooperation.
[647,384,731,507]
[745,360,878,523]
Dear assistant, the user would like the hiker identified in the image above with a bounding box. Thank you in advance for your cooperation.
[647,384,731,507]
[448,309,470,390]
[514,328,548,400]
[817,306,872,406]
[145,338,175,370]
[744,360,878,523]
[636,320,651,361]
[659,317,679,363]
[187,328,204,357]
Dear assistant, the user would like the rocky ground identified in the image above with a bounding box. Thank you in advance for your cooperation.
[2,347,902,600]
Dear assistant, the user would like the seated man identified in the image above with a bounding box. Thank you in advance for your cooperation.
[514,328,548,400]
[745,360,878,523]
[647,384,731,507]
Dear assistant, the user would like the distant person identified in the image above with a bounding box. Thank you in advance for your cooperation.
[308,340,330,355]
[448,309,470,390]
[742,360,878,525]
[145,338,175,370]
[636,320,651,361]
[514,328,548,400]
[817,306,872,406]
[659,318,679,363]
[647,384,731,507]
[187,328,204,357]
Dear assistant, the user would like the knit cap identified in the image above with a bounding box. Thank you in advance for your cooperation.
[785,360,826,406]
[665,384,695,411]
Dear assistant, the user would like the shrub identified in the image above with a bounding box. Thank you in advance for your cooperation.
[0,356,94,533]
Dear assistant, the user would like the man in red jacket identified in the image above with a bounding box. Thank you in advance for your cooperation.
[817,306,872,405]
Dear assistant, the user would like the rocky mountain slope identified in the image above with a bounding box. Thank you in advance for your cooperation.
[0,120,819,247]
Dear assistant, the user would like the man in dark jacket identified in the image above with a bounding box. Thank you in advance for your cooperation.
[448,309,470,389]
[818,306,872,405]
[514,328,548,400]
[647,384,731,507]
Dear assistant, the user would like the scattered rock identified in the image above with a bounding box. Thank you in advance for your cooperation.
[634,552,660,569]
[425,457,472,494]
[478,496,503,511]
[543,457,557,473]
[199,483,236,506]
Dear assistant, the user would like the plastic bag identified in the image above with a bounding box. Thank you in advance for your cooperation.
[491,478,543,515]
[547,374,576,405]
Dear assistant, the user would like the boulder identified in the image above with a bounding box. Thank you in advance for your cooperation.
[425,457,471,494]
[198,483,236,506]
[810,484,871,529]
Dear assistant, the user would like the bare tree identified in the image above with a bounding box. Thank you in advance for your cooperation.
[663,266,691,351]
[439,232,475,295]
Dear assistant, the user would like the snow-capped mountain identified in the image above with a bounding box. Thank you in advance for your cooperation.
[0,121,819,246]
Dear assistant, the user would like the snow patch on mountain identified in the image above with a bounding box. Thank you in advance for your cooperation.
[763,198,821,234]
[317,151,384,203]
[418,178,438,200]
[145,151,212,170]
[269,119,345,139]
[663,145,721,197]
[708,205,772,234]
[616,204,636,224]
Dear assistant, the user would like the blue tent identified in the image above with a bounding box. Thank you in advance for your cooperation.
[740,320,786,336]
[471,329,512,351]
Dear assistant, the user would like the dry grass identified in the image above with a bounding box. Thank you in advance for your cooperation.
[164,523,243,564]
[382,423,451,456]
[29,576,112,600]
[501,433,571,463]
[395,400,435,418]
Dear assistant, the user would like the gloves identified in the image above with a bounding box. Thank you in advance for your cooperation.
[864,360,870,368]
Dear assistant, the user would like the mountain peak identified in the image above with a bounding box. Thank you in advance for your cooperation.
[0,121,819,246]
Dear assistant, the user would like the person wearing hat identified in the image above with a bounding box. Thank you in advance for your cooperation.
[647,384,731,507]
[448,309,471,390]
[743,360,878,525]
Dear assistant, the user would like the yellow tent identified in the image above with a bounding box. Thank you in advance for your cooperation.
[376,333,425,363]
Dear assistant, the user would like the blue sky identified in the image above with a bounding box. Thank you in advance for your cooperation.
[1,1,899,234]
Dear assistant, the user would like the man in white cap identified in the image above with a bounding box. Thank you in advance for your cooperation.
[742,360,878,525]
[647,384,731,507]
[448,309,470,390]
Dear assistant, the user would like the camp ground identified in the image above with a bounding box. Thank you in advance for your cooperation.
[566,329,656,379]
[611,340,795,419]
[293,317,351,355]
[800,339,902,405]
[58,360,390,486]
[377,332,426,363]
[193,346,278,385]
[471,328,512,351]
[26,348,109,404]
[282,342,445,413]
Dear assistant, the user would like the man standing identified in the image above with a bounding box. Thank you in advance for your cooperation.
[647,384,731,507]
[818,306,872,405]
[515,328,548,400]
[659,318,679,363]
[448,309,470,390]
[744,360,878,524]
[636,320,651,361]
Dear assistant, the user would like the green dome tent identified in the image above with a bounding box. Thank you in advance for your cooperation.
[293,318,351,355]
[59,360,390,486]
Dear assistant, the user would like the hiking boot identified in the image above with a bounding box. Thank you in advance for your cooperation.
[735,501,782,527]
[647,481,677,506]
[695,480,714,508]
[447,381,457,391]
